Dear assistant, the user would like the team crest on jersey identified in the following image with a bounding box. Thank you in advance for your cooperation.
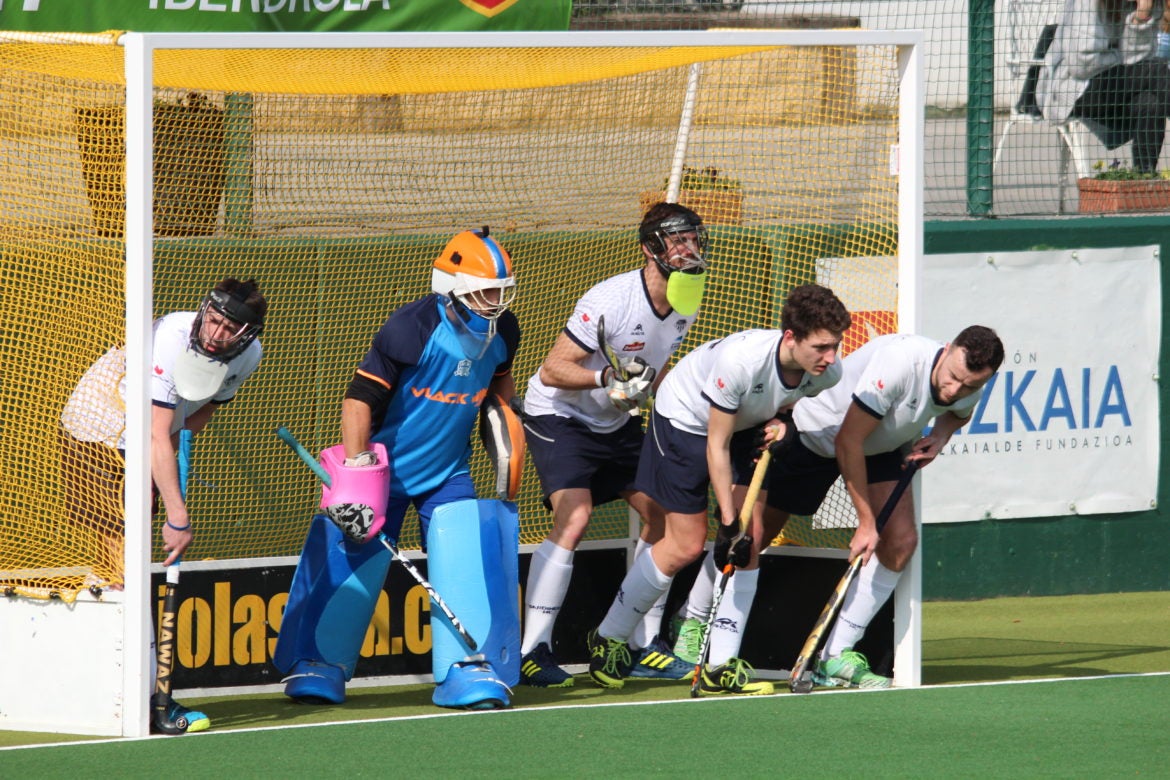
[675,319,688,333]
[455,359,472,377]
[623,341,645,352]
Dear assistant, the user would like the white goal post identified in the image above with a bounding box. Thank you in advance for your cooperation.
[0,28,924,737]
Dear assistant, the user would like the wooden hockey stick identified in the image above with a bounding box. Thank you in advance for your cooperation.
[788,460,919,694]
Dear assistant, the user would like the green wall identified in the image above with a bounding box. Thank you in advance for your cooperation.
[922,218,1170,599]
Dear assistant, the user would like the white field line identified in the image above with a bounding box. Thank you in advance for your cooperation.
[3,670,1168,752]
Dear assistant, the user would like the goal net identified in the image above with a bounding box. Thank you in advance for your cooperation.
[0,30,920,605]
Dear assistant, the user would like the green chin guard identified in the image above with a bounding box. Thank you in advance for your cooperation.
[666,270,706,316]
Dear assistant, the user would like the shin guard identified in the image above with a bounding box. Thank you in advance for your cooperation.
[426,499,520,686]
[273,514,392,699]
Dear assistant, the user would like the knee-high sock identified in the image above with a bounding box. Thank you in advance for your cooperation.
[521,539,574,654]
[707,567,759,667]
[631,538,670,649]
[682,551,718,621]
[598,545,672,642]
[823,557,901,659]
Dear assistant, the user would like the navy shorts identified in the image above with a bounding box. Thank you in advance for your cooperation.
[633,410,758,515]
[522,413,643,507]
[759,438,907,515]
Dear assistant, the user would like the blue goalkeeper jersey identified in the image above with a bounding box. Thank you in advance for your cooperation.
[356,295,520,496]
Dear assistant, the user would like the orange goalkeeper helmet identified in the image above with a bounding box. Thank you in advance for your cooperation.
[431,226,517,321]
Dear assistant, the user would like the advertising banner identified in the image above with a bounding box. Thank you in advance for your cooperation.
[0,0,571,34]
[920,246,1161,522]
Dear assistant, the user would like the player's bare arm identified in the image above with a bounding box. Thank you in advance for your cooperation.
[836,402,882,564]
[538,331,599,390]
[340,396,375,458]
[908,410,971,465]
[152,405,193,563]
[487,371,516,404]
[706,407,739,528]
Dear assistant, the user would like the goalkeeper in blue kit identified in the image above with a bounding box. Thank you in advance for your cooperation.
[274,228,524,710]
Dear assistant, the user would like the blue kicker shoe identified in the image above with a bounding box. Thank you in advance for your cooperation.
[432,658,512,710]
[283,659,346,705]
[628,636,695,681]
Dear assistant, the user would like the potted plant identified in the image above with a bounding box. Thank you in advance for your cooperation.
[639,166,744,225]
[1077,160,1170,214]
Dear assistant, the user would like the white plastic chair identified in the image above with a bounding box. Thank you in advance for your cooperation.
[993,0,1096,213]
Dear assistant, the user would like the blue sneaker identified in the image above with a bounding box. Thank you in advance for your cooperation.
[628,636,695,681]
[282,659,346,705]
[520,642,575,688]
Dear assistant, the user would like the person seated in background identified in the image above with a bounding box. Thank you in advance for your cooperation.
[1038,0,1170,174]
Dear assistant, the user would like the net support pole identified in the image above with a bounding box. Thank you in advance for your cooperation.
[664,62,703,204]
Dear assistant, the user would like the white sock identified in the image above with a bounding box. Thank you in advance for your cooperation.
[707,567,759,667]
[823,557,901,659]
[631,539,669,649]
[521,540,574,655]
[598,545,673,642]
[682,551,718,621]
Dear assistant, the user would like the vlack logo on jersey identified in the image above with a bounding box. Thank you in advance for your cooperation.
[944,364,1135,456]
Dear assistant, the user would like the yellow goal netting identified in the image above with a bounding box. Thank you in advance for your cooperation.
[0,31,909,600]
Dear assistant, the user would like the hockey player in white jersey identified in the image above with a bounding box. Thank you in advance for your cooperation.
[518,202,707,687]
[587,284,852,694]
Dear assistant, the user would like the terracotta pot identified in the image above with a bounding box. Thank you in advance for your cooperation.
[1077,177,1170,214]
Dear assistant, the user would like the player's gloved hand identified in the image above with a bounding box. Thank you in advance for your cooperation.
[606,357,656,412]
[751,411,799,458]
[344,451,378,467]
[713,520,753,569]
[319,444,389,544]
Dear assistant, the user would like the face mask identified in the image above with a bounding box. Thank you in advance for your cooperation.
[442,297,496,360]
[666,270,706,316]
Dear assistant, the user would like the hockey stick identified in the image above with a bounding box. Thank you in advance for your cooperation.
[274,426,480,654]
[788,459,919,694]
[151,428,193,735]
[595,314,629,381]
[688,449,773,698]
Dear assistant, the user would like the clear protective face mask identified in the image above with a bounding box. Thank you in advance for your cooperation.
[443,296,497,360]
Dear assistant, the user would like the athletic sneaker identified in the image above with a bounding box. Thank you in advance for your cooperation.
[671,617,707,665]
[814,648,892,689]
[586,628,632,689]
[698,657,774,696]
[519,642,575,688]
[628,636,695,681]
[152,695,210,734]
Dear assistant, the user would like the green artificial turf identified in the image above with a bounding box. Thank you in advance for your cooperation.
[2,591,1170,762]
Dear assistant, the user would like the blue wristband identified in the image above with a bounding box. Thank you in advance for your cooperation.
[165,520,191,532]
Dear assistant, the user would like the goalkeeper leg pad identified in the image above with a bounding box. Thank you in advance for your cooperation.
[273,514,392,701]
[426,499,521,686]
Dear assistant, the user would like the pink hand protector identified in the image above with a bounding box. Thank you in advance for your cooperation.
[318,443,390,544]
